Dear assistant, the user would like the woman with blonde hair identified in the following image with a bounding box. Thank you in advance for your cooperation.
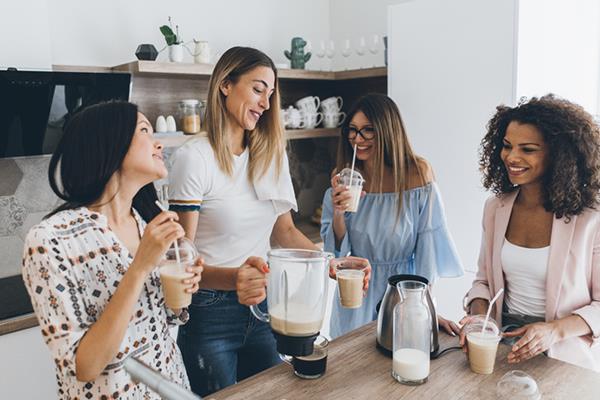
[168,46,319,396]
[321,93,464,338]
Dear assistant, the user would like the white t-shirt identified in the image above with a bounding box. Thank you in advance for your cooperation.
[501,239,549,317]
[168,136,294,267]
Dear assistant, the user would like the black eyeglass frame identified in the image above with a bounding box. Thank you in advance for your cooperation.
[342,126,376,141]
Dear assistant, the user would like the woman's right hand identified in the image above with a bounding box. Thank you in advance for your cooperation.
[331,174,353,213]
[236,257,269,306]
[133,211,185,274]
[459,315,474,352]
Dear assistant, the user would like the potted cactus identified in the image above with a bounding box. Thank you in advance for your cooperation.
[160,17,184,62]
[284,37,311,69]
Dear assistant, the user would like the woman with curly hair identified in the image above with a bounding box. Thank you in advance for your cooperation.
[460,94,600,371]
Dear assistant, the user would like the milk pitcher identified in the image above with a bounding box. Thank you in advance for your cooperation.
[392,280,431,385]
[192,40,210,64]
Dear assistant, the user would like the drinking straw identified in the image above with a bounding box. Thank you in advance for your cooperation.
[481,288,504,334]
[154,200,182,266]
[349,143,357,185]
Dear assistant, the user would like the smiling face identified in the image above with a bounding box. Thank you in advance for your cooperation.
[121,112,167,183]
[347,111,376,161]
[220,66,275,132]
[500,121,550,187]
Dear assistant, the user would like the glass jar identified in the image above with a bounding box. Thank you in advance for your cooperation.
[178,99,201,135]
[392,280,431,385]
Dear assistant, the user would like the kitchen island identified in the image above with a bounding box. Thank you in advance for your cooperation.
[209,321,599,399]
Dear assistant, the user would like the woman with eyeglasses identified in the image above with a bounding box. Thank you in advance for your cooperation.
[321,93,464,338]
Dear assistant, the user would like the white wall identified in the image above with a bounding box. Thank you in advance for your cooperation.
[517,0,600,114]
[329,0,404,70]
[2,0,414,72]
[4,0,332,70]
[0,1,53,69]
[0,327,56,399]
[388,0,518,273]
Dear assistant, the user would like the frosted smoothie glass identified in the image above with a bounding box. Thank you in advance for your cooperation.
[338,167,364,213]
[331,257,367,308]
[465,315,501,374]
[159,238,198,309]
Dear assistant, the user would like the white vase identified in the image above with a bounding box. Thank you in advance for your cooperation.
[168,44,184,63]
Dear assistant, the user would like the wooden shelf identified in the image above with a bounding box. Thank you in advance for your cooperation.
[285,128,340,140]
[0,313,37,336]
[112,60,213,77]
[157,129,338,147]
[52,64,112,73]
[334,67,387,80]
[110,61,386,81]
[154,132,199,147]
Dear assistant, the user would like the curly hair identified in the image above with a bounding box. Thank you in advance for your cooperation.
[479,94,600,219]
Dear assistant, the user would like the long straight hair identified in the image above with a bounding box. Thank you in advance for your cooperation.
[337,94,423,218]
[203,46,284,181]
[47,101,160,222]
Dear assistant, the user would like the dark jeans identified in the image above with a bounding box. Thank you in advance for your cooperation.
[177,290,281,396]
[501,311,545,347]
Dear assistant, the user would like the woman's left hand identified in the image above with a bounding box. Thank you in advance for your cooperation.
[504,321,560,363]
[183,257,204,293]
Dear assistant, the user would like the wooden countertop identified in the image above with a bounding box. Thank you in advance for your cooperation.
[209,322,600,399]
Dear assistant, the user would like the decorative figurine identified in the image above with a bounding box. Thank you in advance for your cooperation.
[284,37,311,70]
[135,44,159,61]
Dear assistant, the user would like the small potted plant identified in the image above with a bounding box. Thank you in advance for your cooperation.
[160,16,184,62]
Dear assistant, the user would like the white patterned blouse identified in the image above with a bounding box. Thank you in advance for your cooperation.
[22,207,190,400]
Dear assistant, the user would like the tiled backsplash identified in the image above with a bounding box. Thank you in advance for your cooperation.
[0,156,60,279]
[0,138,336,279]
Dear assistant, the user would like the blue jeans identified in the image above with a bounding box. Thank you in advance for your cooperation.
[177,290,281,396]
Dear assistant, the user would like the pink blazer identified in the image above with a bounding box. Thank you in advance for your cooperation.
[466,191,600,371]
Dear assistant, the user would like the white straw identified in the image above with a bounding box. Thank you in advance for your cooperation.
[481,288,504,334]
[349,143,357,185]
[154,200,182,266]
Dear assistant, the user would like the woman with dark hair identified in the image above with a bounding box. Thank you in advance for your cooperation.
[168,47,329,395]
[461,94,600,371]
[21,101,207,399]
[320,93,464,338]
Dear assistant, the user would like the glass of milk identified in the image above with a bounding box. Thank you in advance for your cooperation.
[392,280,431,385]
[338,167,365,213]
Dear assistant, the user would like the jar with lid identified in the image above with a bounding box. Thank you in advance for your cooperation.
[178,99,201,134]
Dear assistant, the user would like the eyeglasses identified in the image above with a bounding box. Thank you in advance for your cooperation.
[343,126,376,141]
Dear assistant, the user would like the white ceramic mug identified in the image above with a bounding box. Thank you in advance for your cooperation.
[301,110,323,129]
[321,96,343,113]
[295,96,321,113]
[193,40,210,64]
[322,111,346,128]
[287,107,305,129]
[281,108,289,127]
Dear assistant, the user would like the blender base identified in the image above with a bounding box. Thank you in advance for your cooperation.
[273,331,319,357]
